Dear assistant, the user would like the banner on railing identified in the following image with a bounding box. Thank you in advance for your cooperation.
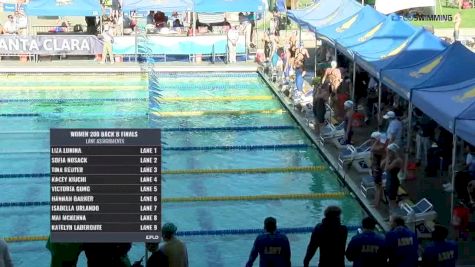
[113,35,246,55]
[0,35,103,55]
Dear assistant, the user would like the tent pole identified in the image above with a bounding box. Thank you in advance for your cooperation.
[377,79,382,131]
[192,12,196,36]
[351,60,356,101]
[298,24,302,45]
[334,45,337,61]
[314,36,318,77]
[450,122,457,225]
[403,101,414,180]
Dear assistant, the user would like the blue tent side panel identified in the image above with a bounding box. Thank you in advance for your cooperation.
[317,6,385,42]
[25,0,101,16]
[123,0,193,12]
[194,0,264,12]
[412,79,475,146]
[304,0,362,31]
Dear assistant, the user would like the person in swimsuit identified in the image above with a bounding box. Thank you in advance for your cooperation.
[313,80,331,135]
[381,143,403,216]
[343,100,354,145]
[371,132,387,208]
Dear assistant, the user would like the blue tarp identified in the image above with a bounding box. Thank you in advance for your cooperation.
[303,0,362,32]
[317,6,385,43]
[194,0,264,12]
[354,26,447,78]
[123,0,193,12]
[382,42,475,99]
[25,0,101,16]
[412,79,475,146]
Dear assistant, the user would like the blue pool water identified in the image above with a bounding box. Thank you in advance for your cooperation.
[0,72,367,267]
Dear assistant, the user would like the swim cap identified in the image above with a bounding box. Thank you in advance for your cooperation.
[162,223,177,235]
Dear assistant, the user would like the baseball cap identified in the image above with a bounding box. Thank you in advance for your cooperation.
[383,111,396,119]
[370,131,381,139]
[387,143,399,152]
[344,100,354,109]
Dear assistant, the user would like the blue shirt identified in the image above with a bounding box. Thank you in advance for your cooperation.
[385,226,419,267]
[346,231,387,267]
[246,231,291,267]
[422,240,458,267]
[386,119,402,145]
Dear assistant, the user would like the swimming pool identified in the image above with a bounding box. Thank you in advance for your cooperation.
[0,72,367,266]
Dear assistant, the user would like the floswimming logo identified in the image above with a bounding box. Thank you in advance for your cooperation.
[56,0,72,6]
[409,55,443,78]
[453,87,475,102]
[336,14,358,33]
[393,14,453,22]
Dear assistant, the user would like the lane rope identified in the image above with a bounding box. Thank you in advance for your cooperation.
[0,125,297,135]
[0,109,285,118]
[0,85,146,90]
[0,192,347,207]
[3,225,360,243]
[0,96,273,103]
[151,109,285,117]
[0,166,325,179]
[0,144,311,154]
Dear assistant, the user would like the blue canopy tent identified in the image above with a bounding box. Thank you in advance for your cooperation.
[287,0,343,29]
[382,42,475,100]
[412,79,475,146]
[317,6,385,44]
[122,0,193,12]
[302,0,362,33]
[194,0,264,12]
[25,0,101,16]
[335,14,414,59]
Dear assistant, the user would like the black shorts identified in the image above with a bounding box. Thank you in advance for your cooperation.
[372,167,382,185]
[313,98,326,124]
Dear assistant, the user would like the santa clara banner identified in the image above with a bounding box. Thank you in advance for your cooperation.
[0,35,103,55]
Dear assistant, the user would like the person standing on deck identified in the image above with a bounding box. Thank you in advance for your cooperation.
[454,12,461,41]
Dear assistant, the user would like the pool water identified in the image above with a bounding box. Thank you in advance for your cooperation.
[0,72,366,267]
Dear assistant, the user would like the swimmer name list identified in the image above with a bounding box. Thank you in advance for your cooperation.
[50,128,162,242]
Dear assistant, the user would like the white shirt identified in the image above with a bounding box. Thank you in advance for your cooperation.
[227,29,239,45]
[15,16,27,29]
[3,20,17,34]
[0,239,13,267]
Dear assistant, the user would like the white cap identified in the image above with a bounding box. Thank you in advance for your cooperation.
[344,100,354,109]
[371,131,381,139]
[383,111,396,119]
[379,133,387,144]
[387,143,400,152]
[331,60,337,68]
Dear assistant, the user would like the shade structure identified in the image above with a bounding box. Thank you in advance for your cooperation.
[303,0,362,32]
[355,27,447,78]
[317,6,385,43]
[194,0,265,12]
[24,0,101,16]
[382,42,475,99]
[122,0,193,12]
[412,79,475,146]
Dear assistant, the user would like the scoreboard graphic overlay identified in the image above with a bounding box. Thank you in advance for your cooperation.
[50,129,161,242]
